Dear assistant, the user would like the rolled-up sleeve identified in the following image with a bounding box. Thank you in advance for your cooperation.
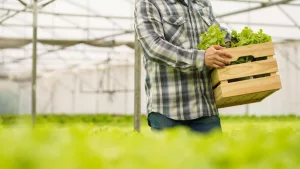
[134,0,205,72]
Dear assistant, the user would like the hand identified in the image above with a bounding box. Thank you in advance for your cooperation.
[204,45,232,68]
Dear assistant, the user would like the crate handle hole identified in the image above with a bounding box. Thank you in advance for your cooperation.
[228,73,271,83]
[230,56,268,65]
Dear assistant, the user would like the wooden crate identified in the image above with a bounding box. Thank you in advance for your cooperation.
[211,42,282,108]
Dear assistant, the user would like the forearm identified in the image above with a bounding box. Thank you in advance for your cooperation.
[136,30,205,71]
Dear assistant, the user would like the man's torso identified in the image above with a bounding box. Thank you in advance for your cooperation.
[142,0,219,120]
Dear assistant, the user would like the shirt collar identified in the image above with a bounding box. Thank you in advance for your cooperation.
[168,0,194,6]
[167,0,185,5]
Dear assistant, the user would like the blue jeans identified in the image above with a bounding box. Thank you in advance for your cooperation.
[148,112,222,134]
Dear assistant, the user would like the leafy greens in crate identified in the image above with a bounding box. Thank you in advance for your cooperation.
[197,24,272,65]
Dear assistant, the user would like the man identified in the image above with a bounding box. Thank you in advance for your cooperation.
[134,0,232,133]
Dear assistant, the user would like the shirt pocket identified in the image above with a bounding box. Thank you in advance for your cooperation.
[196,6,214,28]
[162,15,187,46]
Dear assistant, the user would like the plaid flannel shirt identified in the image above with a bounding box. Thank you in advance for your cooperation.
[134,0,231,120]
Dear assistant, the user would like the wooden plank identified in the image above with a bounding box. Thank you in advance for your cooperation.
[221,75,282,98]
[214,85,223,102]
[221,81,228,84]
[221,94,246,105]
[237,93,258,102]
[211,69,220,87]
[217,59,278,81]
[256,90,277,101]
[219,93,257,107]
[217,98,264,108]
[215,91,256,107]
[215,85,251,107]
[216,97,231,108]
[218,89,279,108]
[216,88,279,108]
[251,90,274,100]
[214,85,235,107]
[220,42,275,62]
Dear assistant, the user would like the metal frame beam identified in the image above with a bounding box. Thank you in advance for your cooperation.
[283,3,300,7]
[216,0,293,18]
[276,4,300,30]
[0,7,28,24]
[1,23,133,32]
[0,31,133,65]
[0,7,132,20]
[221,21,299,28]
[0,1,298,20]
[63,0,128,31]
[2,21,299,30]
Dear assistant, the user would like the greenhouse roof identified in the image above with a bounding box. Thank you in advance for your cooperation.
[0,0,299,80]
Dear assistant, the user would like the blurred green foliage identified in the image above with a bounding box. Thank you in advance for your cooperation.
[0,114,299,169]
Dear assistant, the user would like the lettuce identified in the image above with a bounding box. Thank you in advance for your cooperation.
[197,25,272,65]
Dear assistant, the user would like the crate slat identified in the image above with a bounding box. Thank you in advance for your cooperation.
[236,93,258,102]
[217,89,277,108]
[218,94,255,108]
[217,95,247,107]
[221,75,281,98]
[211,69,220,87]
[211,59,278,87]
[215,98,231,107]
[219,59,278,82]
[214,85,223,102]
[214,86,252,107]
[250,90,275,100]
[218,93,258,108]
[217,98,264,108]
[221,42,275,62]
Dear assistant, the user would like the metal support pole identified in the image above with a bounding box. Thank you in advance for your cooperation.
[245,104,249,116]
[31,0,38,127]
[96,68,100,113]
[50,83,56,113]
[217,0,292,18]
[71,74,77,114]
[18,84,22,114]
[134,29,141,132]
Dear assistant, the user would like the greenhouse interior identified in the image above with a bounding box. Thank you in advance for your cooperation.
[1,0,300,168]
[0,0,299,117]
